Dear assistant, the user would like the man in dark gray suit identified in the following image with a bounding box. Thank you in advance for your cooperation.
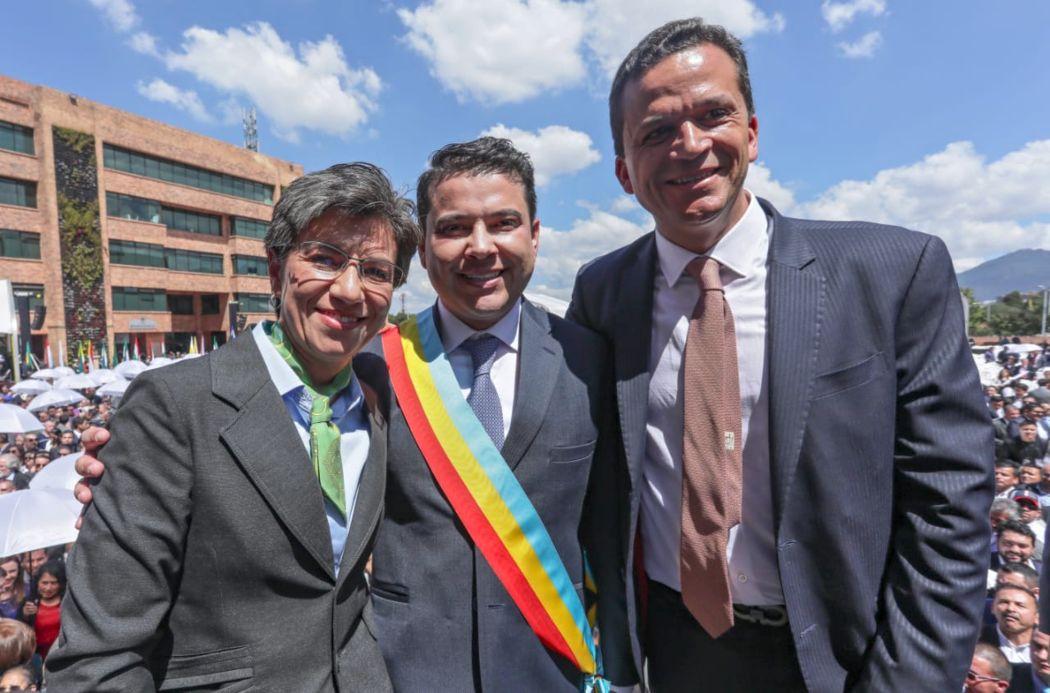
[47,163,421,691]
[568,19,994,692]
[369,137,614,691]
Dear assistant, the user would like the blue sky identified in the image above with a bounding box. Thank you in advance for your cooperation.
[3,0,1049,310]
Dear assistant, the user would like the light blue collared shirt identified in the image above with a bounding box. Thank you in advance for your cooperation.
[252,322,371,576]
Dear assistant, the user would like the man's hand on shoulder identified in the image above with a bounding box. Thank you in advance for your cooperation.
[73,426,109,529]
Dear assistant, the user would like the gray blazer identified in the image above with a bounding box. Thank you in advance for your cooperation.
[567,199,995,692]
[369,301,613,692]
[46,333,393,692]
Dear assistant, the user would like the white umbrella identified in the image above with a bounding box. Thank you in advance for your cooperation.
[26,388,86,412]
[114,360,147,378]
[96,379,131,398]
[0,488,79,554]
[180,353,202,360]
[0,403,44,433]
[52,366,75,377]
[56,373,98,390]
[1005,343,1044,354]
[88,368,121,385]
[10,379,51,395]
[146,356,175,370]
[29,368,60,380]
[29,451,83,494]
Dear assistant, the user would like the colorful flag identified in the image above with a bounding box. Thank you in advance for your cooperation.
[132,338,140,361]
[188,335,198,355]
[46,340,53,369]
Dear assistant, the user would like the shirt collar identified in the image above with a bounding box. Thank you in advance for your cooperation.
[654,190,769,287]
[435,298,522,354]
[251,321,363,412]
[997,624,1032,651]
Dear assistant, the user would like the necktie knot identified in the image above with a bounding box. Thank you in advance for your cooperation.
[462,333,501,377]
[685,257,724,292]
[310,395,333,426]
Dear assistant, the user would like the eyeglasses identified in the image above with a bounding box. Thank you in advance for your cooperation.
[293,241,403,287]
[966,668,1005,685]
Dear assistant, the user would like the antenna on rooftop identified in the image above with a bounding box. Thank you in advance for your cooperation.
[243,107,258,152]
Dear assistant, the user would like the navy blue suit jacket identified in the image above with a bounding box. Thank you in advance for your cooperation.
[567,198,995,691]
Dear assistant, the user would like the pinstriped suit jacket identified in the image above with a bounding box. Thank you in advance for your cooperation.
[567,198,995,692]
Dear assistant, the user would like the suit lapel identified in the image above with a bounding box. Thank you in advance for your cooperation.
[214,335,336,581]
[762,200,825,524]
[337,362,388,582]
[501,301,560,471]
[615,234,656,492]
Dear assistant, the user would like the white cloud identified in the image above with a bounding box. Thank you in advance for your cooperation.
[136,78,212,122]
[480,124,601,186]
[745,162,796,211]
[837,30,882,59]
[610,195,642,214]
[129,31,160,57]
[531,207,649,300]
[585,0,786,78]
[87,0,138,33]
[398,0,783,103]
[793,140,1050,271]
[163,22,381,142]
[398,0,588,104]
[821,0,886,33]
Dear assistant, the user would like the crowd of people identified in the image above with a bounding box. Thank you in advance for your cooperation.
[0,380,115,691]
[970,342,1050,692]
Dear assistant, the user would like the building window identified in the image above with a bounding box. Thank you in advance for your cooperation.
[103,144,274,204]
[112,287,167,312]
[106,192,161,224]
[165,248,223,274]
[233,254,268,276]
[0,229,41,259]
[109,239,165,268]
[168,294,195,315]
[0,121,34,155]
[161,206,222,236]
[235,292,271,313]
[0,177,36,208]
[231,216,269,239]
[200,294,220,315]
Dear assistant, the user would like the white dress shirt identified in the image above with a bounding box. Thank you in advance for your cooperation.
[642,191,783,605]
[436,299,521,441]
[997,625,1032,663]
[252,323,371,576]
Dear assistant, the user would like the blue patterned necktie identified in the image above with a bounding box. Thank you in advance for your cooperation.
[462,333,505,449]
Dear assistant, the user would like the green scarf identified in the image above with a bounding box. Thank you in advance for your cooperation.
[265,321,354,519]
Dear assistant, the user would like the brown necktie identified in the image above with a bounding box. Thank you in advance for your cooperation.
[680,257,743,638]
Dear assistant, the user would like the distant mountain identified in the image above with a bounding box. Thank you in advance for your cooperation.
[957,249,1050,301]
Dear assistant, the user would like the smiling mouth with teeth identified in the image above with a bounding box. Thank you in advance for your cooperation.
[462,270,503,281]
[669,170,720,185]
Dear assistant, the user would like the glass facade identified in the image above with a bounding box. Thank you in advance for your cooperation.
[161,206,222,236]
[0,177,36,208]
[235,292,271,313]
[232,254,268,276]
[165,248,223,274]
[103,144,274,204]
[112,287,167,312]
[0,121,34,155]
[231,217,269,239]
[106,192,161,224]
[0,229,41,259]
[109,239,165,268]
[200,294,220,315]
[168,294,195,315]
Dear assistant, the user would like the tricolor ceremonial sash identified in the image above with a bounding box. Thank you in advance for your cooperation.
[382,308,606,692]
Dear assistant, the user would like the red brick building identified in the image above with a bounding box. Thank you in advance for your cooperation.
[0,74,302,362]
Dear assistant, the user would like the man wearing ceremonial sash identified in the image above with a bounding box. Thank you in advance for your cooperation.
[369,137,616,691]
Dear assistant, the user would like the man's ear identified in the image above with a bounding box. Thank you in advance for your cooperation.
[615,157,635,195]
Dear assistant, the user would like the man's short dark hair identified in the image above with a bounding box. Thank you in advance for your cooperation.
[995,459,1020,470]
[997,561,1039,589]
[608,18,754,157]
[416,137,537,229]
[266,162,420,291]
[997,519,1037,544]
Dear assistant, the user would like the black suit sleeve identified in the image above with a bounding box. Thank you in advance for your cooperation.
[853,236,995,690]
[46,373,194,692]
